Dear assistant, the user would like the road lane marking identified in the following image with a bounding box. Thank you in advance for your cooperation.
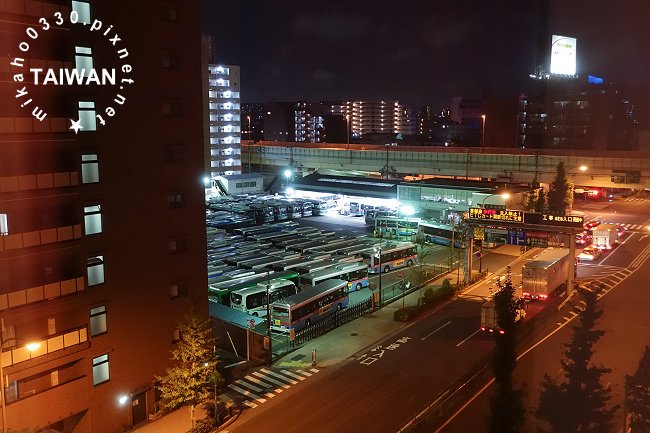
[421,320,452,341]
[600,232,637,265]
[236,379,263,393]
[228,384,266,403]
[310,368,319,373]
[252,371,291,389]
[279,369,306,381]
[245,375,282,393]
[260,368,298,385]
[224,360,247,369]
[296,369,312,377]
[456,329,480,347]
[243,401,257,409]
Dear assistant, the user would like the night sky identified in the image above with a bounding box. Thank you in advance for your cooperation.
[201,0,650,109]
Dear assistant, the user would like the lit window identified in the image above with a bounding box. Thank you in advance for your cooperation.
[0,214,7,235]
[81,154,99,183]
[84,205,102,235]
[78,101,97,131]
[75,46,93,75]
[87,255,104,286]
[71,1,91,24]
[92,354,110,385]
[90,305,107,336]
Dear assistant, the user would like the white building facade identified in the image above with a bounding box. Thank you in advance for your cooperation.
[208,65,242,177]
[335,100,416,137]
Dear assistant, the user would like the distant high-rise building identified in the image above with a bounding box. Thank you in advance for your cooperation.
[205,64,241,176]
[337,101,416,137]
[241,103,264,142]
[0,1,207,432]
[263,101,346,143]
[517,76,637,150]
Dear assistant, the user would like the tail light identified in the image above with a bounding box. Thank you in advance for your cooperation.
[539,294,548,300]
[499,330,505,335]
[480,326,486,331]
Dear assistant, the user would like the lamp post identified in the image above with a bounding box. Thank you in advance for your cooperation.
[480,192,510,208]
[247,115,252,173]
[345,115,350,150]
[265,271,272,365]
[374,243,383,308]
[481,114,486,149]
[0,334,41,433]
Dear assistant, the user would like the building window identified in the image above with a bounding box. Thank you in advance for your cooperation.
[0,213,7,235]
[161,54,180,69]
[81,154,99,183]
[75,46,93,74]
[162,101,182,117]
[168,238,187,254]
[166,192,184,208]
[87,255,104,286]
[78,101,97,131]
[83,205,102,235]
[165,146,183,163]
[170,281,188,298]
[92,354,110,385]
[71,1,91,24]
[90,306,107,336]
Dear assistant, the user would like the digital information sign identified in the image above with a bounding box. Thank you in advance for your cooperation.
[468,208,524,223]
[525,213,584,228]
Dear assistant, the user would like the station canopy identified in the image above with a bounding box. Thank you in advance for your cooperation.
[293,173,398,200]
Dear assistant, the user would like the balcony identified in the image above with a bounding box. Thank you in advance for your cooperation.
[0,275,85,312]
[1,326,89,369]
[0,171,78,193]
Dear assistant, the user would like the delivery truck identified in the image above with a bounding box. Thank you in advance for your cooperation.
[480,297,526,334]
[521,248,571,301]
[591,223,618,250]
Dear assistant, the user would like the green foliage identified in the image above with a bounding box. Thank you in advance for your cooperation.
[536,290,617,433]
[394,305,422,322]
[442,278,452,290]
[156,314,223,424]
[534,188,547,213]
[627,346,650,432]
[188,418,217,433]
[488,268,525,433]
[547,162,573,213]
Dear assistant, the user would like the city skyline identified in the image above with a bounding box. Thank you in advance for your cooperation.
[202,0,650,108]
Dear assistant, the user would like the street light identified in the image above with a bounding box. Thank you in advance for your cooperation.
[1,338,41,433]
[345,115,350,150]
[373,243,383,308]
[481,114,486,149]
[247,115,252,173]
[480,192,510,208]
[265,271,272,365]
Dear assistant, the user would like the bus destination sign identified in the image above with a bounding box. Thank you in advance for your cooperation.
[468,208,524,223]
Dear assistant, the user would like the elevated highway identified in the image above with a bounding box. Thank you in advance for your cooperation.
[243,141,650,189]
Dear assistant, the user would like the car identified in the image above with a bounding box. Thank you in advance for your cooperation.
[584,219,601,230]
[578,247,602,262]
[575,232,592,246]
[616,226,626,237]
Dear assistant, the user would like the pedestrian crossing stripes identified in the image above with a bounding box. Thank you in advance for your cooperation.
[623,198,650,203]
[226,368,320,409]
[599,222,647,231]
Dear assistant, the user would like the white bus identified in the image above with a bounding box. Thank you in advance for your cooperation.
[230,278,298,317]
[300,262,369,292]
[361,242,418,274]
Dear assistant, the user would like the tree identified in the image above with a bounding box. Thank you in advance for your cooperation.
[488,268,526,433]
[547,162,573,214]
[536,289,617,433]
[524,175,540,212]
[534,188,547,213]
[157,314,223,427]
[627,346,650,432]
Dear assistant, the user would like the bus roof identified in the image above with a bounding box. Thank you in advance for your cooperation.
[302,262,368,282]
[232,278,295,296]
[271,279,347,309]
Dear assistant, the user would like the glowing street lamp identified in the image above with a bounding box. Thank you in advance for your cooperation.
[481,192,510,208]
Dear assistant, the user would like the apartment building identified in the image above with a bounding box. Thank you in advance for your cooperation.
[0,1,207,432]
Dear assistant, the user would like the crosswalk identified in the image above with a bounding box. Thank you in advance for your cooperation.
[599,221,647,231]
[226,367,319,409]
[623,198,650,203]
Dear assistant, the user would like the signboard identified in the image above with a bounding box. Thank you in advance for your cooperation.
[468,208,524,223]
[508,229,526,245]
[525,213,584,228]
[550,35,577,75]
[474,226,485,240]
[525,231,569,247]
[485,228,508,244]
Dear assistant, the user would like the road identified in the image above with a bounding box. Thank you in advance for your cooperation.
[438,198,650,433]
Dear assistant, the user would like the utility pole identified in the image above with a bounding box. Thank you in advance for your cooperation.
[266,271,272,365]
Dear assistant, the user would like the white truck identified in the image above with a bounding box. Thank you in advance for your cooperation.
[521,248,571,301]
[480,298,526,334]
[592,223,618,250]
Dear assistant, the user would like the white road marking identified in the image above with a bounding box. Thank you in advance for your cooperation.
[252,371,290,389]
[261,368,298,384]
[310,368,319,373]
[235,379,263,393]
[296,369,312,377]
[228,384,266,403]
[243,401,257,409]
[421,320,452,341]
[280,370,306,381]
[456,329,481,347]
[245,375,282,393]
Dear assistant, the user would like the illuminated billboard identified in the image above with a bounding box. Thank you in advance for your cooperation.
[550,35,577,75]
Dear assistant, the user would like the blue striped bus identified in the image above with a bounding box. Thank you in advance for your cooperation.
[270,279,349,332]
[300,262,369,292]
[362,242,418,274]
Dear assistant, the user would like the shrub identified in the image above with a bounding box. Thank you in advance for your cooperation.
[188,418,216,433]
[394,305,421,322]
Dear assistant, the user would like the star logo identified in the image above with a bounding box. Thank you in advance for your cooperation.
[69,118,83,134]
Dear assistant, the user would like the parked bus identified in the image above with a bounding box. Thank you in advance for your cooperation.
[419,222,465,248]
[339,201,364,216]
[208,270,300,305]
[362,242,418,274]
[230,278,298,317]
[269,254,331,272]
[239,253,301,270]
[300,262,369,292]
[374,217,421,239]
[270,279,349,332]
